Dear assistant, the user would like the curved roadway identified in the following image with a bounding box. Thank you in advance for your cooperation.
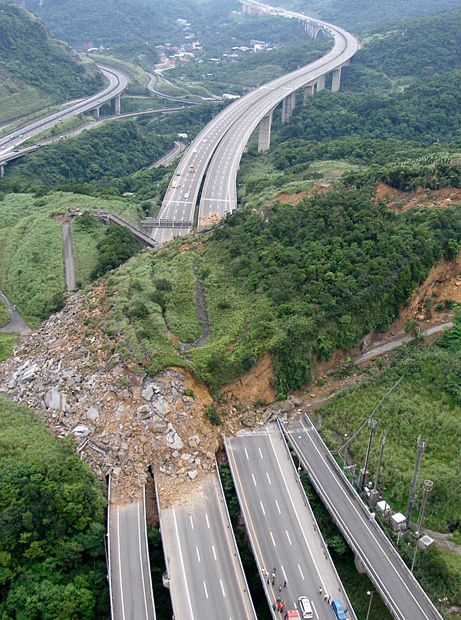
[0,65,129,162]
[151,0,359,244]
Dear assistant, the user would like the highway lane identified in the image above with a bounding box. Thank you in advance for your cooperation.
[0,65,129,161]
[159,474,256,620]
[285,416,443,620]
[109,492,156,620]
[226,425,355,619]
[199,14,358,224]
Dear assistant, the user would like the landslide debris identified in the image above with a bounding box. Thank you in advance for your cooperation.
[0,288,221,503]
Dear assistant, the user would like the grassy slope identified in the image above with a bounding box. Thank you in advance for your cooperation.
[0,5,102,124]
[318,337,461,609]
[0,192,141,327]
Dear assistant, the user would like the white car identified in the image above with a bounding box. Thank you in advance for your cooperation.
[298,596,313,619]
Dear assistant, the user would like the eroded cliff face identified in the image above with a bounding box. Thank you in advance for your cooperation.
[0,289,223,503]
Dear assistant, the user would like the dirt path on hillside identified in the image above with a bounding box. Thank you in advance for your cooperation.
[62,223,77,292]
[181,260,210,351]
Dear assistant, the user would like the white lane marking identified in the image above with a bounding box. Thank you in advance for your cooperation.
[205,513,210,529]
[172,510,195,619]
[260,500,266,516]
[266,472,271,485]
[196,546,201,563]
[268,432,326,591]
[189,515,194,530]
[252,473,257,486]
[258,448,264,459]
[296,418,432,619]
[203,581,209,599]
[220,578,226,598]
[285,530,293,546]
[270,531,276,547]
[298,563,305,580]
[212,544,217,561]
[116,508,126,620]
[275,499,281,514]
[244,448,249,460]
[281,564,287,581]
[137,502,149,618]
[312,601,319,619]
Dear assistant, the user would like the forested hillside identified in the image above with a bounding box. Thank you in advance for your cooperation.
[0,4,102,123]
[23,0,238,50]
[97,186,461,394]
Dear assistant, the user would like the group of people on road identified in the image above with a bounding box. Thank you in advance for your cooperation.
[263,567,287,614]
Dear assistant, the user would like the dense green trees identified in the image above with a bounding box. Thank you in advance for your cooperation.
[0,397,108,618]
[8,120,171,187]
[209,189,461,394]
[92,224,141,278]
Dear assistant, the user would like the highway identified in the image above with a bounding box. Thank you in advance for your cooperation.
[0,65,129,163]
[226,424,355,619]
[151,0,359,244]
[284,416,443,620]
[108,487,156,620]
[158,473,257,620]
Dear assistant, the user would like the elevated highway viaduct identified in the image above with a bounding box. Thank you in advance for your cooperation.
[150,0,359,244]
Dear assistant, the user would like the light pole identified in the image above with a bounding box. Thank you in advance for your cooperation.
[359,419,377,490]
[365,590,374,620]
[411,479,433,573]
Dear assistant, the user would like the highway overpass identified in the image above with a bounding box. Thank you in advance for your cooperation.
[151,0,359,244]
[226,424,356,619]
[0,65,129,174]
[158,471,257,620]
[284,416,443,620]
[108,482,156,620]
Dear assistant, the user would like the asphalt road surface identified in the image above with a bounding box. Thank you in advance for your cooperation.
[0,292,31,334]
[0,65,129,162]
[226,425,355,620]
[159,474,256,620]
[109,498,156,620]
[62,223,76,292]
[285,417,443,620]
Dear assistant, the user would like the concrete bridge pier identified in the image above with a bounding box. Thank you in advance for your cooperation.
[0,164,5,179]
[93,106,101,120]
[316,74,326,92]
[281,94,293,124]
[331,66,342,92]
[303,83,314,105]
[258,109,273,152]
[291,91,297,112]
[113,95,121,115]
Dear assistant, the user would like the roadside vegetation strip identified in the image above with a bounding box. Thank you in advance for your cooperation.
[0,299,9,328]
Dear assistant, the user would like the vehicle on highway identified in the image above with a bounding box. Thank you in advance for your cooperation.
[298,596,313,619]
[183,192,190,199]
[189,164,195,173]
[331,599,349,620]
[284,611,300,619]
[192,148,198,153]
[171,180,177,188]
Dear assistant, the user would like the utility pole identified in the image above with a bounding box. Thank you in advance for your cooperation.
[411,480,433,573]
[359,419,377,490]
[370,431,387,506]
[405,437,427,529]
